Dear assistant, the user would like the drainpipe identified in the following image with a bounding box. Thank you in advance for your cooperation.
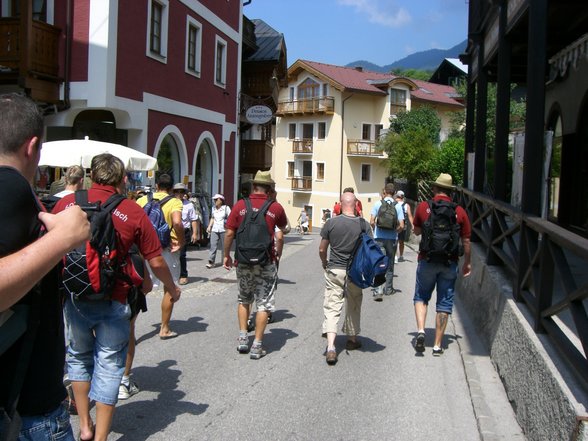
[339,93,353,195]
[56,0,72,112]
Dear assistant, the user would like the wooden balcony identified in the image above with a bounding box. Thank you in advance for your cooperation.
[0,18,62,102]
[240,139,273,174]
[292,139,313,154]
[347,140,385,157]
[275,96,334,116]
[290,176,312,192]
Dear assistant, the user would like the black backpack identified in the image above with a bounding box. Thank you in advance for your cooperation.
[376,199,399,230]
[61,190,127,301]
[419,199,461,265]
[235,198,274,265]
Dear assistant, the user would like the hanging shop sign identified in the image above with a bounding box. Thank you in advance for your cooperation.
[245,105,273,124]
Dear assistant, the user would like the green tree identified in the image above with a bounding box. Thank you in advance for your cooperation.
[431,137,465,184]
[390,68,432,81]
[389,106,442,145]
[381,128,436,182]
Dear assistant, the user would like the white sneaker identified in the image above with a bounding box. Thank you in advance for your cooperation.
[118,381,139,400]
[394,256,399,263]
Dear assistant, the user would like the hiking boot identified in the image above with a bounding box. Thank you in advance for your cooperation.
[249,345,267,360]
[237,336,249,353]
[345,339,362,350]
[415,332,426,352]
[326,350,338,365]
[373,292,383,302]
[398,255,404,262]
[432,347,444,356]
[206,261,214,269]
[118,380,140,400]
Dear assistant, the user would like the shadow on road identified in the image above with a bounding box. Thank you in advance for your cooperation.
[265,327,299,353]
[113,360,208,440]
[136,316,208,345]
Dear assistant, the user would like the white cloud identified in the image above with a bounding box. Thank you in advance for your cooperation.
[338,0,411,28]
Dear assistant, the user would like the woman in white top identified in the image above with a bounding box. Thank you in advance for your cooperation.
[206,194,230,268]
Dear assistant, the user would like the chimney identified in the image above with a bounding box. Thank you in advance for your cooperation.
[354,66,363,72]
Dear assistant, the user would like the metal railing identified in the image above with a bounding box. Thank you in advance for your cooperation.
[290,177,312,191]
[292,139,313,154]
[276,96,335,115]
[456,187,588,391]
[346,140,384,156]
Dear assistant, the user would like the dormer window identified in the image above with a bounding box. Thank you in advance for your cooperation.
[390,88,406,115]
[298,78,320,99]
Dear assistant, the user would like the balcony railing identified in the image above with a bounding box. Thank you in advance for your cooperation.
[347,140,385,156]
[240,139,273,173]
[276,96,334,116]
[290,177,312,192]
[292,139,313,154]
[0,18,60,78]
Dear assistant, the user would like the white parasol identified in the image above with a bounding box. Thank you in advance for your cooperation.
[39,137,158,171]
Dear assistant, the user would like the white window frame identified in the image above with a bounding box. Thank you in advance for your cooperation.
[185,16,202,78]
[315,162,325,181]
[214,35,228,88]
[146,0,169,64]
[361,163,372,182]
[288,123,297,140]
[286,161,295,178]
[317,122,326,140]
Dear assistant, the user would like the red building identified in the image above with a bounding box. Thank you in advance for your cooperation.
[0,0,241,202]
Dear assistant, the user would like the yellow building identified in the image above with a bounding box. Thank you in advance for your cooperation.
[272,60,463,228]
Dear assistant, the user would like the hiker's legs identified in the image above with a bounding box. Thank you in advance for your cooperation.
[252,263,276,341]
[413,261,438,332]
[160,249,180,335]
[322,268,346,348]
[433,262,458,347]
[342,280,363,336]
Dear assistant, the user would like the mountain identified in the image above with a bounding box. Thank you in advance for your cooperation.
[346,39,467,73]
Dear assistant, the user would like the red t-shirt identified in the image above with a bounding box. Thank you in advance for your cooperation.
[53,184,162,303]
[413,194,471,261]
[225,193,288,263]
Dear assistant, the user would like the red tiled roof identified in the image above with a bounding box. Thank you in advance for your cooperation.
[293,60,462,107]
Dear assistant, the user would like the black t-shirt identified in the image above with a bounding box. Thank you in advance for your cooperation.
[0,166,66,416]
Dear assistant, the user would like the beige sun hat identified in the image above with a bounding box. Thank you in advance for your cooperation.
[251,170,275,185]
[431,173,455,190]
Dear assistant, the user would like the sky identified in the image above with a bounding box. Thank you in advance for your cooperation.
[243,0,469,68]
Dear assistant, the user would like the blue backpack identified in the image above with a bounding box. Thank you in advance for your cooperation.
[347,218,389,289]
[143,193,174,248]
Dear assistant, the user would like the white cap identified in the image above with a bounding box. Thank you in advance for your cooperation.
[213,193,224,201]
[395,190,405,198]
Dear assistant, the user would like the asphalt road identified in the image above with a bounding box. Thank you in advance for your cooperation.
[71,231,526,441]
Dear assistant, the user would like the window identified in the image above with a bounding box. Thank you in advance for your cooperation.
[322,83,328,97]
[361,164,371,182]
[289,87,295,101]
[215,36,227,87]
[375,124,384,140]
[318,122,326,140]
[147,0,168,62]
[287,161,295,178]
[186,17,202,76]
[298,78,320,99]
[316,162,325,180]
[362,124,372,141]
[288,124,297,140]
[390,88,407,114]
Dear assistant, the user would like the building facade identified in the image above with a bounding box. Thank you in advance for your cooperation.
[0,0,241,203]
[273,60,462,227]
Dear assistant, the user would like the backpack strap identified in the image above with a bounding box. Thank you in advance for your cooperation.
[159,195,174,207]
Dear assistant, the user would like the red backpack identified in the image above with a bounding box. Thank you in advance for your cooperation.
[61,190,128,301]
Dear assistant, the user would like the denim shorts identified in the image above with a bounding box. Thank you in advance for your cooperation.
[64,296,130,406]
[14,403,74,440]
[413,260,458,313]
[236,263,277,312]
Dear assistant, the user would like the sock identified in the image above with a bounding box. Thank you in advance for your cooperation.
[252,339,262,348]
[433,345,441,351]
[418,329,425,334]
[239,331,247,338]
[327,345,335,351]
[121,375,130,387]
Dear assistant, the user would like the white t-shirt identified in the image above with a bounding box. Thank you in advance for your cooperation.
[210,205,230,233]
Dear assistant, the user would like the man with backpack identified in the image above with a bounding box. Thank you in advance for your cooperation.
[136,174,184,339]
[369,183,405,301]
[0,93,91,441]
[53,154,181,441]
[412,173,471,356]
[223,170,288,360]
[319,191,371,365]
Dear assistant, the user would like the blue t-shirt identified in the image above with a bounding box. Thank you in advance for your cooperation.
[370,196,404,239]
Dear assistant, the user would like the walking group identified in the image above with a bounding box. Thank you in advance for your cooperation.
[0,93,472,441]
